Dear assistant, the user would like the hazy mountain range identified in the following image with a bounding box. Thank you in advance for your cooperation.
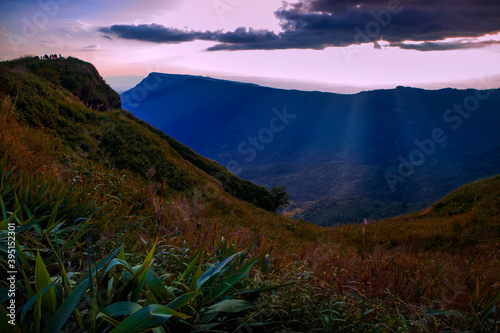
[121,73,500,225]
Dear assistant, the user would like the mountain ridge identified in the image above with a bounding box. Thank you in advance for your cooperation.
[138,72,491,96]
[122,72,500,225]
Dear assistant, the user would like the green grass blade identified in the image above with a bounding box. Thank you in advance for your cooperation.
[35,250,57,313]
[181,244,205,281]
[0,196,9,226]
[189,264,202,293]
[478,289,500,320]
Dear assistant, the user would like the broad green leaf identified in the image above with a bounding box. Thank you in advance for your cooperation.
[95,312,120,327]
[41,248,121,333]
[35,251,57,313]
[181,245,205,281]
[21,279,59,322]
[204,272,245,305]
[130,267,148,302]
[103,259,135,277]
[20,260,35,299]
[41,279,90,333]
[34,288,42,333]
[166,291,201,311]
[208,254,263,303]
[197,252,240,289]
[98,301,142,318]
[479,289,500,320]
[205,299,254,314]
[145,268,171,303]
[110,304,189,333]
[117,243,157,302]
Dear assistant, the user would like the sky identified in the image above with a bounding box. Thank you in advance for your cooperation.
[1,0,500,93]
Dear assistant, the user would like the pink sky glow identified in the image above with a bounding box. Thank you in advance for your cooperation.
[0,0,499,93]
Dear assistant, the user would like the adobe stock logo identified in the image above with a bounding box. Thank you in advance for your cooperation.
[341,0,404,63]
[8,0,72,52]
[385,83,494,193]
[226,106,296,175]
[121,67,166,109]
[213,0,245,20]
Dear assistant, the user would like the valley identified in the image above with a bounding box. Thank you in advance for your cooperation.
[122,74,500,225]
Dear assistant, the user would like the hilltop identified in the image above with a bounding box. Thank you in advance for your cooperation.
[122,73,500,225]
[0,57,277,212]
[6,56,121,111]
[0,57,498,332]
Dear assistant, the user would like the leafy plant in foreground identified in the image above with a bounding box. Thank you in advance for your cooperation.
[0,154,281,332]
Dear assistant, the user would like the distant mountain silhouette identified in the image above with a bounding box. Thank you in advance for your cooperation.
[122,73,500,225]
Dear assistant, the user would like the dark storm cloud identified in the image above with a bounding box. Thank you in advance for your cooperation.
[274,0,500,42]
[99,24,213,43]
[99,0,500,51]
[98,25,278,45]
[390,40,500,51]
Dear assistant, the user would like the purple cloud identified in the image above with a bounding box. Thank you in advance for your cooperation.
[99,0,500,51]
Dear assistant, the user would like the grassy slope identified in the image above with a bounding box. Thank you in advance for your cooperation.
[330,175,500,252]
[122,112,276,211]
[0,57,498,332]
[0,57,275,211]
[0,57,319,249]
